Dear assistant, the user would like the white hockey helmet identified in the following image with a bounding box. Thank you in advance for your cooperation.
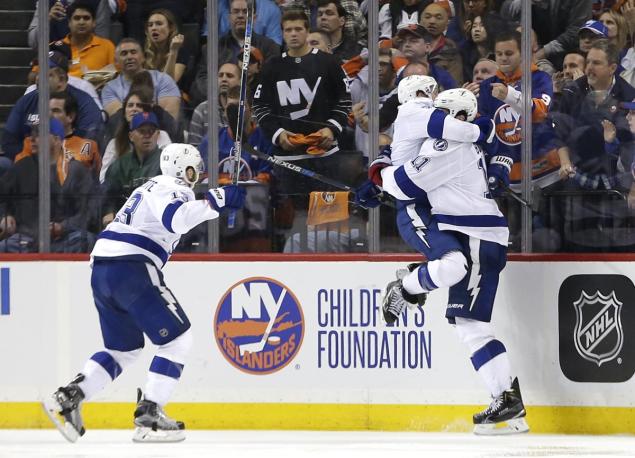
[397,75,438,104]
[160,143,204,188]
[433,88,478,122]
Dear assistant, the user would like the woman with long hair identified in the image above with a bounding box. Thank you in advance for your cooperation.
[100,89,172,183]
[461,14,499,82]
[143,8,190,84]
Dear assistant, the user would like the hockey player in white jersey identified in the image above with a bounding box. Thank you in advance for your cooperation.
[42,143,246,443]
[377,89,528,435]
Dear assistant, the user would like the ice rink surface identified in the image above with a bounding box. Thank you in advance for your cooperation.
[1,430,634,458]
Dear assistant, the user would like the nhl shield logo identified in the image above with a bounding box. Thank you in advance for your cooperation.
[573,290,624,367]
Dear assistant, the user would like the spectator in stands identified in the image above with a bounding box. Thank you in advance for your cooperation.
[237,48,264,98]
[121,0,203,43]
[599,9,630,62]
[101,90,172,183]
[308,28,331,52]
[28,0,113,49]
[59,1,115,78]
[394,23,457,90]
[26,41,103,110]
[252,9,352,250]
[378,0,429,39]
[101,38,182,120]
[578,20,609,54]
[420,1,463,84]
[218,0,281,65]
[553,52,586,95]
[217,0,283,45]
[1,51,103,161]
[462,57,498,96]
[144,9,191,85]
[48,91,101,182]
[286,0,367,46]
[500,0,593,68]
[447,0,496,47]
[102,112,163,225]
[188,62,242,148]
[316,0,362,62]
[461,14,498,83]
[104,70,182,146]
[350,48,401,158]
[0,118,94,253]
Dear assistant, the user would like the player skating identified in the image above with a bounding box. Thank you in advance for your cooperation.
[364,89,528,435]
[42,143,245,443]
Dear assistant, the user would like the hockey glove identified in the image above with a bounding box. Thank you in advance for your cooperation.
[487,155,513,198]
[206,185,246,212]
[354,180,383,209]
[473,116,496,144]
[368,154,392,187]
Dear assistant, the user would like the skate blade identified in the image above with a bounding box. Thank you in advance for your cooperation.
[473,417,529,436]
[132,426,185,443]
[41,399,81,443]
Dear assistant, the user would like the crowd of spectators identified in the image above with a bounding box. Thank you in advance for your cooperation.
[0,0,634,253]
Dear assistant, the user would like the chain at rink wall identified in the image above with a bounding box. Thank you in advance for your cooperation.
[1,258,634,433]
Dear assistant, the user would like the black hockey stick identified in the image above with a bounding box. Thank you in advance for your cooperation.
[228,0,255,229]
[242,143,395,208]
[501,183,541,212]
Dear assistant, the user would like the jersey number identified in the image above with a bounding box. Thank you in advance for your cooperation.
[115,192,143,225]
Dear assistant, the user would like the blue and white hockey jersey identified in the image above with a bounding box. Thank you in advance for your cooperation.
[92,175,220,268]
[381,138,509,246]
[390,98,483,166]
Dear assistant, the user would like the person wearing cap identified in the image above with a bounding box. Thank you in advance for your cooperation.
[578,20,609,54]
[0,118,95,253]
[237,47,265,97]
[1,50,103,162]
[316,0,362,63]
[27,0,112,50]
[394,23,457,91]
[420,1,463,85]
[102,112,163,225]
[217,0,281,66]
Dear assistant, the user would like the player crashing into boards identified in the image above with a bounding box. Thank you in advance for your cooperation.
[357,88,528,435]
[42,143,246,443]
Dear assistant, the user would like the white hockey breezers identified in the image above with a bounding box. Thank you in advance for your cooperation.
[473,417,530,435]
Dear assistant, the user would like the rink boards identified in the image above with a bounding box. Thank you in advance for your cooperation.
[0,255,634,434]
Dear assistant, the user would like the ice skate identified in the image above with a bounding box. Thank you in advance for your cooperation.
[381,266,427,324]
[473,377,529,435]
[132,389,185,443]
[42,376,86,443]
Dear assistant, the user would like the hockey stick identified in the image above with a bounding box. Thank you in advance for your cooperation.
[242,143,396,208]
[239,289,286,356]
[501,183,541,212]
[228,0,255,228]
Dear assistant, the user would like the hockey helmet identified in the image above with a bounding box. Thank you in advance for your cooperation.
[397,75,438,104]
[433,88,478,122]
[160,143,204,188]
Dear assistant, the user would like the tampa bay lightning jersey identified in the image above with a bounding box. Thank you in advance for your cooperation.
[390,98,483,166]
[91,175,219,268]
[381,138,509,246]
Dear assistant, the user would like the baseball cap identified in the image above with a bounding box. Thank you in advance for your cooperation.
[48,50,69,73]
[28,117,65,139]
[432,0,454,17]
[130,111,159,130]
[579,20,608,37]
[395,23,433,42]
[238,47,264,65]
[621,99,635,110]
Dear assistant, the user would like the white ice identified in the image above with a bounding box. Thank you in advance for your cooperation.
[1,430,634,458]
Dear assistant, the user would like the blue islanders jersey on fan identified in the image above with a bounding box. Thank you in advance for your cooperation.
[478,65,558,163]
[381,138,509,246]
[91,175,219,268]
[390,98,483,166]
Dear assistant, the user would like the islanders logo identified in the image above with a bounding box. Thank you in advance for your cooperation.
[493,104,522,146]
[214,277,304,374]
